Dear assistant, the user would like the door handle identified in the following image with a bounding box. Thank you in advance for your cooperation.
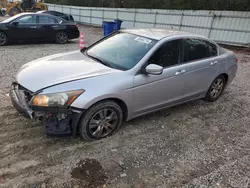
[210,61,218,66]
[52,25,58,28]
[175,69,186,76]
[30,26,37,29]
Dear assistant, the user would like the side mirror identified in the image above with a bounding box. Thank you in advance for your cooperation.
[80,46,88,52]
[145,64,163,75]
[11,22,19,26]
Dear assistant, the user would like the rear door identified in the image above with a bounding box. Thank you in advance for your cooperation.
[8,15,38,40]
[37,15,60,40]
[180,38,222,98]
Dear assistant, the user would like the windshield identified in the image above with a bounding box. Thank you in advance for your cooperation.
[86,32,157,70]
[1,14,21,23]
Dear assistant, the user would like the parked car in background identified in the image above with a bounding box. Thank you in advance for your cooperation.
[37,10,75,22]
[10,29,237,141]
[0,12,79,45]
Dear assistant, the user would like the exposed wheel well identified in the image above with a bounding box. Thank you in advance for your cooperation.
[219,73,228,84]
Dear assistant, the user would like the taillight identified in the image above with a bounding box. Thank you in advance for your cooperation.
[234,57,238,63]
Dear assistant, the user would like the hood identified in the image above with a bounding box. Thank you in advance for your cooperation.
[16,51,121,92]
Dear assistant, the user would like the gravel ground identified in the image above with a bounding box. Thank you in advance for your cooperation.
[0,17,250,188]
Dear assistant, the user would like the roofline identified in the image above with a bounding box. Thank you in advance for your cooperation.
[17,12,62,20]
[121,29,206,40]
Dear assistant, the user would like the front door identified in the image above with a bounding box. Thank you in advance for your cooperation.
[133,39,185,116]
[9,15,38,40]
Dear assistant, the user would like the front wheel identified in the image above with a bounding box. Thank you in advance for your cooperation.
[204,75,226,102]
[0,32,8,46]
[55,31,68,44]
[79,101,123,141]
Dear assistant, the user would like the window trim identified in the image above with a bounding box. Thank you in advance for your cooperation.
[11,15,37,25]
[137,37,219,75]
[180,37,219,64]
[37,15,59,24]
[139,38,184,73]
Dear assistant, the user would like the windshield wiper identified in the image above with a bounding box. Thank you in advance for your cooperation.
[86,52,113,68]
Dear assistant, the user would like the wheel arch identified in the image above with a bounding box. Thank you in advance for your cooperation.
[84,98,128,121]
[0,30,8,37]
[219,73,229,84]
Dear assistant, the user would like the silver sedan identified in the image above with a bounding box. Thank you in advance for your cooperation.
[10,29,238,140]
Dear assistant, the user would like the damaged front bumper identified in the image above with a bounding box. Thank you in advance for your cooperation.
[10,83,33,119]
[10,83,83,136]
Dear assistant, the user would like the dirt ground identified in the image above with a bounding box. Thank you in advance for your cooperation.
[0,17,250,188]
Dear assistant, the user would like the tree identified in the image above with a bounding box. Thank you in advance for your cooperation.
[45,0,250,11]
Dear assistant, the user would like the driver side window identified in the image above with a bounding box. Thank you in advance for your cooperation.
[148,39,182,68]
[16,15,36,25]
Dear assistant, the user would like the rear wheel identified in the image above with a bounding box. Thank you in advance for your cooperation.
[79,100,123,141]
[55,31,68,44]
[0,32,7,46]
[204,75,226,102]
[8,7,21,17]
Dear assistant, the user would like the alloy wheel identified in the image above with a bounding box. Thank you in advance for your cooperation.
[0,33,7,46]
[209,77,224,99]
[88,108,118,138]
[56,32,68,44]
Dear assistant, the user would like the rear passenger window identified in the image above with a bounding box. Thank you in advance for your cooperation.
[38,16,58,24]
[183,39,217,62]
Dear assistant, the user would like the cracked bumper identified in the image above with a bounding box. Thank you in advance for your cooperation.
[10,84,33,119]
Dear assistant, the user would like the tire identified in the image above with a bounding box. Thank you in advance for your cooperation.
[0,32,8,46]
[204,75,226,102]
[79,100,123,141]
[55,31,68,44]
[8,7,21,17]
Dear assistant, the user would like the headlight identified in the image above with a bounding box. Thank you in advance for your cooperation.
[30,90,84,107]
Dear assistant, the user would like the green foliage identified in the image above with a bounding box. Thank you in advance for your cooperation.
[45,0,250,11]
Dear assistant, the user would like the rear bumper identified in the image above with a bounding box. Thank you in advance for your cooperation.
[227,64,237,86]
[69,30,80,39]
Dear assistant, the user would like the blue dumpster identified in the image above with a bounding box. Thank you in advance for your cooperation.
[114,19,123,30]
[102,21,116,37]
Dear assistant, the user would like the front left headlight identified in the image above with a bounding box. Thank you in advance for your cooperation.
[30,90,84,107]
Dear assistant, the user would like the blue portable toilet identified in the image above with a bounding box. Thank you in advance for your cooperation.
[102,21,116,37]
[114,19,123,30]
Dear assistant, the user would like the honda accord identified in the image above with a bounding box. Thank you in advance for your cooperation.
[10,29,238,140]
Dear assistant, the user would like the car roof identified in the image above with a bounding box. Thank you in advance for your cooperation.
[17,12,61,19]
[121,29,205,40]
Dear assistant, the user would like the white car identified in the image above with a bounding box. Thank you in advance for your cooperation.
[10,29,238,140]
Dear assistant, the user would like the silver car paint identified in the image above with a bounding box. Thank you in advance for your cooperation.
[15,30,237,121]
[16,51,121,92]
